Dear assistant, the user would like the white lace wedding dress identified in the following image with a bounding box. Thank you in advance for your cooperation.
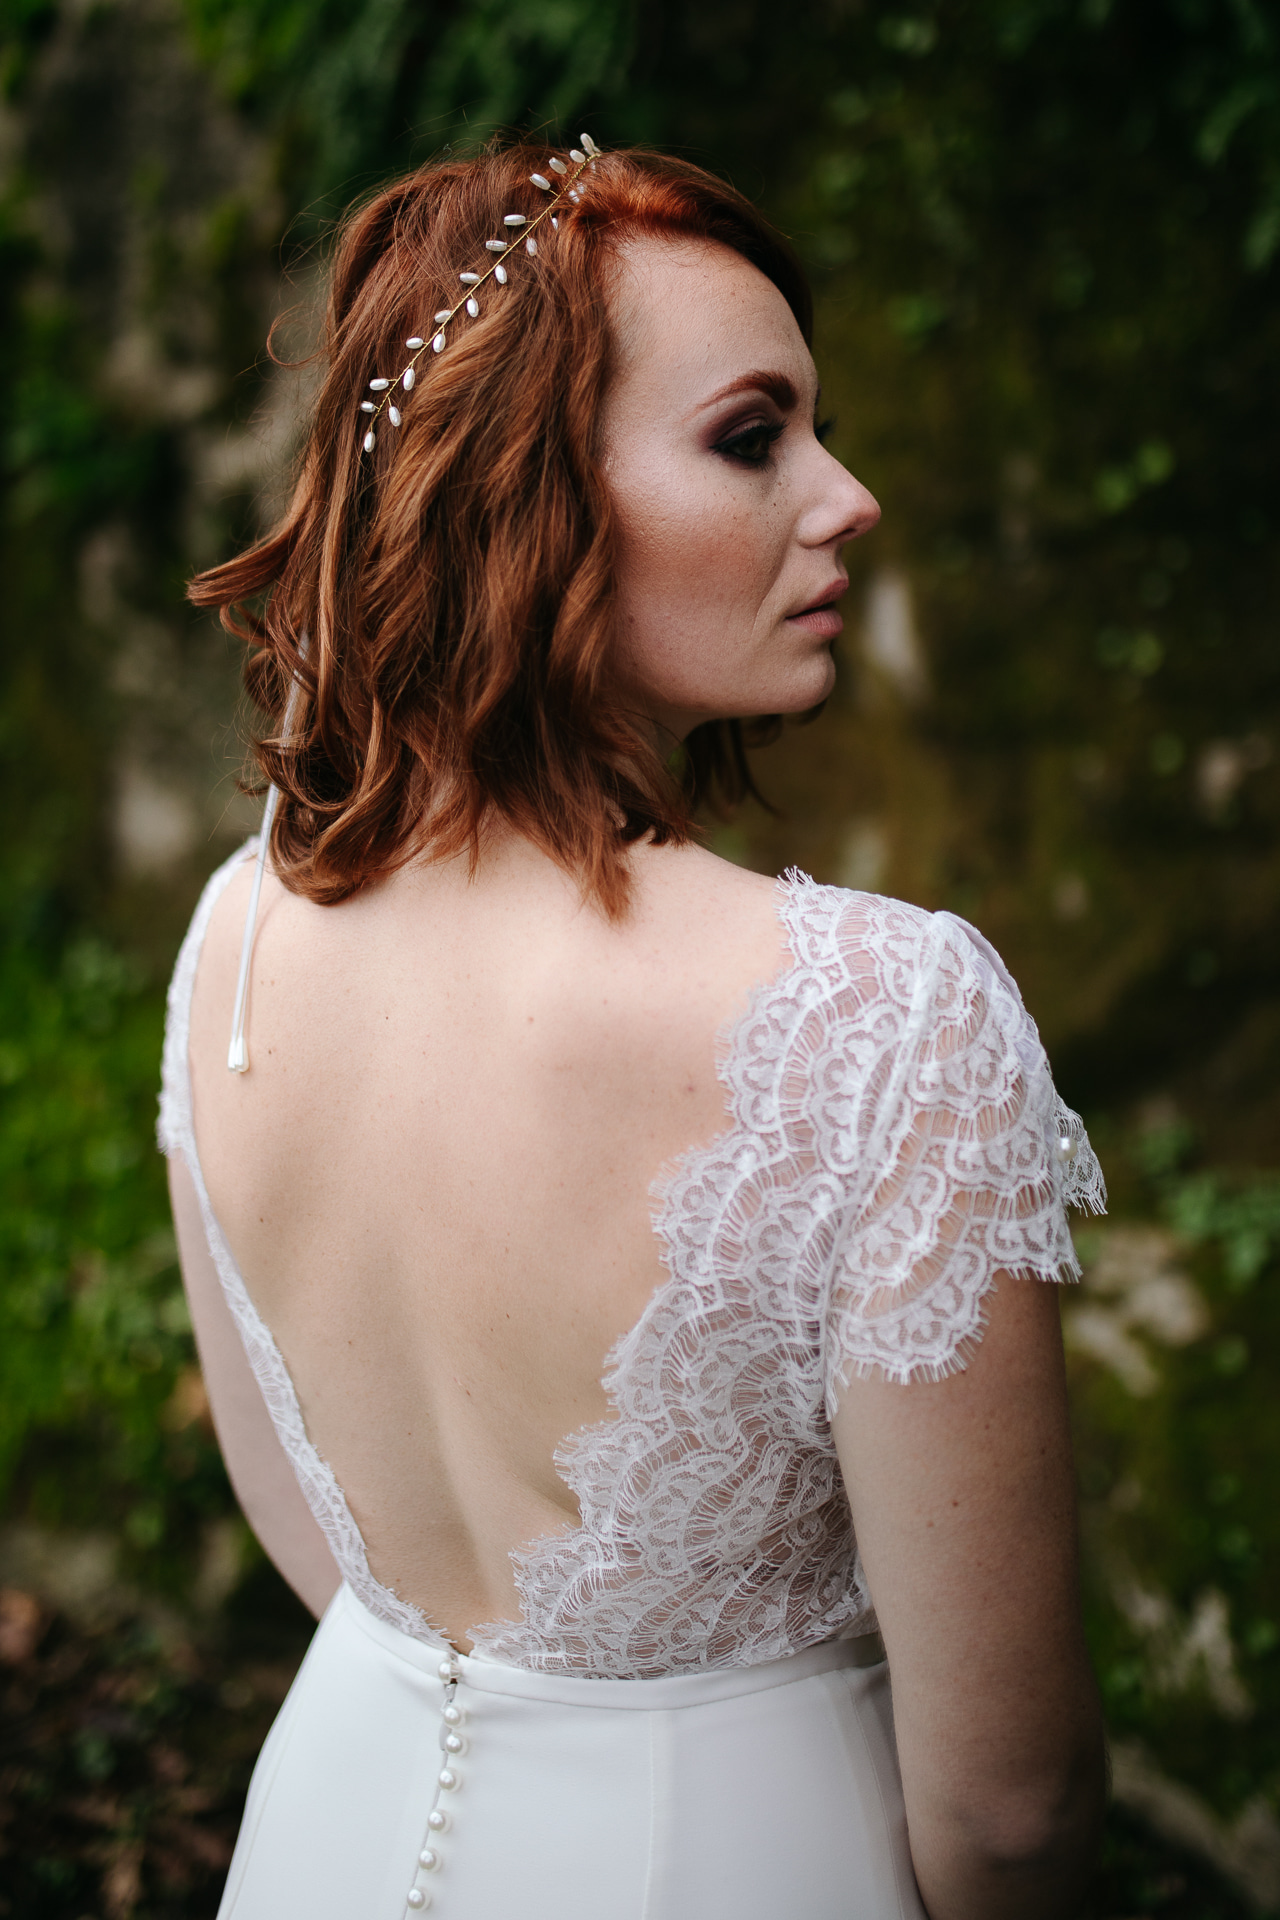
[160,842,1103,1920]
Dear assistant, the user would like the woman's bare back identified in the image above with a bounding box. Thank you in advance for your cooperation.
[188,834,785,1647]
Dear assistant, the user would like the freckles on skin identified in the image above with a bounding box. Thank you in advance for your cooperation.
[600,238,878,740]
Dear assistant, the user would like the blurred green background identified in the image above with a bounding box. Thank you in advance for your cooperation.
[1,0,1279,1913]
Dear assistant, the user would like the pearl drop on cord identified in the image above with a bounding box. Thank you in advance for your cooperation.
[466,297,479,317]
[363,429,375,452]
[459,271,481,284]
[525,236,537,255]
[403,366,416,387]
[406,336,425,349]
[530,172,551,190]
[485,239,505,251]
[502,214,526,227]
[388,405,401,426]
[434,309,451,323]
[369,377,390,390]
[360,400,375,412]
[570,148,585,162]
[495,264,508,283]
[549,156,567,173]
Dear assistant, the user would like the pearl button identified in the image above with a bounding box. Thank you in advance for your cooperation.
[406,1892,427,1910]
[443,1732,463,1753]
[437,1658,458,1682]
[438,1767,459,1790]
[427,1809,448,1832]
[418,1848,439,1871]
[442,1704,463,1725]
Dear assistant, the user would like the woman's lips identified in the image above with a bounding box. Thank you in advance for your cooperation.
[788,604,844,639]
[787,585,847,640]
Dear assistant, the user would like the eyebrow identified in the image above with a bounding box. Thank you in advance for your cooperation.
[691,369,802,416]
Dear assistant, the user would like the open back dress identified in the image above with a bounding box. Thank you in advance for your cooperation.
[160,839,1103,1920]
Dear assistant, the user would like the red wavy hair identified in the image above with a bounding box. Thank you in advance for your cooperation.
[188,143,813,915]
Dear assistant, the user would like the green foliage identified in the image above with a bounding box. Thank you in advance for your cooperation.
[0,932,227,1578]
[1069,1137,1280,1832]
[180,0,636,214]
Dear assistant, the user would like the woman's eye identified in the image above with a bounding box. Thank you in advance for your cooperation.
[713,421,786,466]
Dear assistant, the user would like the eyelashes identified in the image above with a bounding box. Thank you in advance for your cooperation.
[712,421,786,466]
[712,414,840,467]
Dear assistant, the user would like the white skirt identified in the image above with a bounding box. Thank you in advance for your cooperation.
[219,1583,925,1919]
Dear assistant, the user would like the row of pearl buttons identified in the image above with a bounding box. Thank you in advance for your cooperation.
[405,1655,467,1912]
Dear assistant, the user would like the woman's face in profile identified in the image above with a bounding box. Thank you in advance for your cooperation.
[601,237,880,741]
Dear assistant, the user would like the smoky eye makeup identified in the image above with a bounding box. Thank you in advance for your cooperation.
[710,417,787,466]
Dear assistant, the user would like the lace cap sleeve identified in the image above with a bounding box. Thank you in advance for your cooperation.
[792,885,1105,1405]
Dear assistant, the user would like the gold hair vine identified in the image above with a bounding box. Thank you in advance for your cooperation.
[359,135,602,455]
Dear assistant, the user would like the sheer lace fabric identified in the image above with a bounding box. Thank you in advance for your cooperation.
[160,846,1103,1679]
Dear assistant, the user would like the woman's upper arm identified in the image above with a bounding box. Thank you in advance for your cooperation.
[833,1272,1096,1815]
[813,901,1105,1912]
[168,1155,340,1619]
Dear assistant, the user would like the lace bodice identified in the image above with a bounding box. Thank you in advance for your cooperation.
[159,843,1103,1678]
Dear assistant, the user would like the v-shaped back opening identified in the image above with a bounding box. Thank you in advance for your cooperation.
[164,841,815,1663]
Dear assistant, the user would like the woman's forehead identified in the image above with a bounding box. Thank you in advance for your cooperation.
[606,236,815,409]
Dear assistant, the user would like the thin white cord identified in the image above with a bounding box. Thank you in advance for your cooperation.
[227,642,308,1074]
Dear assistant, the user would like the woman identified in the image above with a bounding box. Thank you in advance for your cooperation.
[162,141,1107,1919]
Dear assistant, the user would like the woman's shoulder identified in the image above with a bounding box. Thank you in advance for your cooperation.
[769,870,1026,1025]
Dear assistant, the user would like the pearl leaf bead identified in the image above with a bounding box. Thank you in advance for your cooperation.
[369,377,390,391]
[525,237,537,255]
[459,271,481,284]
[485,239,505,251]
[502,214,526,227]
[549,156,567,174]
[570,148,585,162]
[403,365,417,387]
[466,297,479,317]
[360,401,375,412]
[388,405,401,427]
[363,429,375,453]
[405,336,425,349]
[530,172,551,190]
[495,264,508,283]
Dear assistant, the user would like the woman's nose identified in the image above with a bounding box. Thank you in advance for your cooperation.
[806,455,880,549]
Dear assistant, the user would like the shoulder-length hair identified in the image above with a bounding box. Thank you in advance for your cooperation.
[188,143,813,916]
